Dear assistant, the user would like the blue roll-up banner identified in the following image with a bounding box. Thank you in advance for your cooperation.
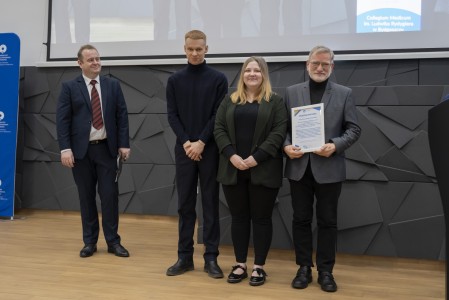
[0,33,20,218]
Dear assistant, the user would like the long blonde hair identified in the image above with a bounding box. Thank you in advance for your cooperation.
[230,56,272,104]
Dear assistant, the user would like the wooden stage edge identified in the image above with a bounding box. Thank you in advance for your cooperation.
[0,209,445,300]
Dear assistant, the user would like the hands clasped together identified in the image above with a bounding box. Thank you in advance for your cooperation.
[183,140,205,161]
[230,154,258,170]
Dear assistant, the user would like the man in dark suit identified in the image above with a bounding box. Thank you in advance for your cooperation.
[57,44,130,258]
[283,45,361,292]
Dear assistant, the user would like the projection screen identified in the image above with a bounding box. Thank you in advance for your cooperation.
[47,0,449,62]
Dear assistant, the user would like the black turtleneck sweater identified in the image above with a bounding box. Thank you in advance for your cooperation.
[310,78,328,104]
[167,60,228,145]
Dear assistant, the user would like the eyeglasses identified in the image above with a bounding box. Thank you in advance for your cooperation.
[309,61,332,69]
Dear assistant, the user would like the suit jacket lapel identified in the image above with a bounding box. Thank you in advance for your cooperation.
[77,76,92,113]
[321,81,333,111]
[100,76,108,114]
[252,99,270,148]
[302,82,311,106]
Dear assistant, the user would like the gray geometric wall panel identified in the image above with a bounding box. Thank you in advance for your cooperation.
[16,57,449,260]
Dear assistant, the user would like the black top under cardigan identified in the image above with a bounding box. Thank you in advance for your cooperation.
[214,93,288,188]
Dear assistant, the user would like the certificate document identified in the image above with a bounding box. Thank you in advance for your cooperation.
[291,103,325,152]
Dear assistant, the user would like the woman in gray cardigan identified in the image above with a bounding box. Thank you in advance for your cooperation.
[214,56,287,286]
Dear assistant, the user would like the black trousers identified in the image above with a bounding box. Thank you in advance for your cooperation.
[223,170,279,266]
[289,163,342,273]
[175,143,220,262]
[72,142,120,246]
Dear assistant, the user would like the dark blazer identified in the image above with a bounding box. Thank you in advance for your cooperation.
[284,81,361,183]
[214,93,287,188]
[57,75,129,159]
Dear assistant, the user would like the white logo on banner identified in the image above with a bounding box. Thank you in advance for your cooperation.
[0,44,6,54]
[0,111,4,121]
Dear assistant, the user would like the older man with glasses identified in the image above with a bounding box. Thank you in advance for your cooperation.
[283,45,361,293]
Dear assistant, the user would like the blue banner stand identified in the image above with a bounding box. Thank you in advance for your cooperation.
[0,33,20,219]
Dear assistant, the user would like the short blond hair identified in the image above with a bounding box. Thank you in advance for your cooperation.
[185,30,207,43]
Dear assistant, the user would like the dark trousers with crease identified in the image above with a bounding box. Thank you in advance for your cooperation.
[72,142,121,246]
[175,143,220,262]
[289,163,342,273]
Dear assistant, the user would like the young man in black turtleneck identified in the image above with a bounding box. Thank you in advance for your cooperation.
[283,45,361,292]
[166,30,228,279]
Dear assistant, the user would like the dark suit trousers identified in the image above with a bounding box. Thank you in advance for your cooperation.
[72,142,120,246]
[289,162,342,273]
[222,170,278,266]
[175,143,220,261]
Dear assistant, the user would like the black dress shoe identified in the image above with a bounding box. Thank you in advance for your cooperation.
[291,266,312,289]
[80,244,97,258]
[107,243,130,257]
[318,271,338,292]
[166,258,194,276]
[204,261,224,278]
[227,265,248,283]
[249,268,267,286]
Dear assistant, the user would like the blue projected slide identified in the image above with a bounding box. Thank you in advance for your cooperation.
[357,0,421,33]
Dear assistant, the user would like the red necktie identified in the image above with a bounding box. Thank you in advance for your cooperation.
[90,80,103,130]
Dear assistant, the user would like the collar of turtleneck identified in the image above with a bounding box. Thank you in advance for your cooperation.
[187,60,207,72]
[309,78,328,91]
[309,78,328,104]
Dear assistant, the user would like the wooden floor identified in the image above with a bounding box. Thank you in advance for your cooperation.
[0,209,445,300]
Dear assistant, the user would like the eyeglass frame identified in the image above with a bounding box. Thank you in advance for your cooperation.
[307,60,333,70]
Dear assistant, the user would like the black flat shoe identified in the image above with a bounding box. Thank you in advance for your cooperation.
[227,265,248,283]
[249,268,267,286]
[80,244,97,258]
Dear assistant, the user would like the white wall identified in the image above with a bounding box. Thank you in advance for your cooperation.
[0,0,48,66]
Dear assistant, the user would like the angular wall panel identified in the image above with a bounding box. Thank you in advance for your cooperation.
[16,58,449,261]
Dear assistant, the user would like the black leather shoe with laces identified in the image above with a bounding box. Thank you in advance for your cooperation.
[79,244,97,258]
[291,266,312,289]
[107,243,130,257]
[166,258,194,276]
[204,261,224,278]
[249,268,267,286]
[227,265,248,283]
[318,271,338,292]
